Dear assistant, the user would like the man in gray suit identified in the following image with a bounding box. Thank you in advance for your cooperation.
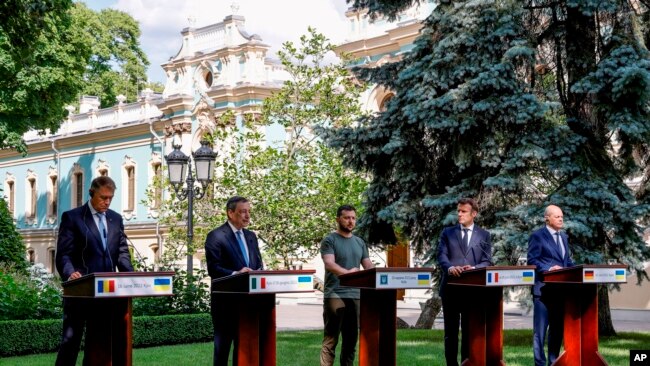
[437,197,492,366]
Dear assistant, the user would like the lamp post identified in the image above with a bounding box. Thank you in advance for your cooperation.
[165,140,216,277]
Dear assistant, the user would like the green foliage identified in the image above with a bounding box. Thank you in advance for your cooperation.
[0,199,27,271]
[0,313,212,356]
[0,264,62,321]
[0,0,92,153]
[72,3,149,108]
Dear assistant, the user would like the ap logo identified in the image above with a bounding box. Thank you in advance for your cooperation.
[631,350,650,365]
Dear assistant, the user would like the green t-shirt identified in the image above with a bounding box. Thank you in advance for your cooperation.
[320,232,370,299]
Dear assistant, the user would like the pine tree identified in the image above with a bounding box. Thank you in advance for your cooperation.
[331,0,650,335]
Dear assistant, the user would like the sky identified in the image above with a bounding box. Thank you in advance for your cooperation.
[82,0,351,83]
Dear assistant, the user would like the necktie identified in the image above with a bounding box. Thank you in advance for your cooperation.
[555,232,565,258]
[97,212,107,250]
[236,230,249,266]
[461,228,469,253]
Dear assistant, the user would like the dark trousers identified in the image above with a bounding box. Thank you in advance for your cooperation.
[211,293,241,366]
[56,298,127,366]
[320,297,360,366]
[441,287,469,366]
[533,287,565,366]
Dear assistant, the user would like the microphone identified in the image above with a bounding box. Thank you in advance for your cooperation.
[122,230,148,271]
[478,240,494,266]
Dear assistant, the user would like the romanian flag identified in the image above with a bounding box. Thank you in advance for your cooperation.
[522,271,534,282]
[615,270,625,281]
[97,280,115,293]
[487,273,499,283]
[154,278,171,291]
[298,276,312,289]
[417,274,430,285]
[251,277,266,290]
[584,270,594,280]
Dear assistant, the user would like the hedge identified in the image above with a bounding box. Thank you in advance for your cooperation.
[0,313,212,357]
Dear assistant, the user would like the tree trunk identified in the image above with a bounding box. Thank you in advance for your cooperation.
[598,285,616,336]
[414,294,442,329]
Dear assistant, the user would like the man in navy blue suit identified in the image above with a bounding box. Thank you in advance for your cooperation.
[528,204,575,366]
[55,176,133,366]
[437,197,492,366]
[205,196,263,366]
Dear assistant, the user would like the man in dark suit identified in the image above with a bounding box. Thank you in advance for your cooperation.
[204,196,263,366]
[55,176,133,366]
[528,204,575,366]
[437,197,492,366]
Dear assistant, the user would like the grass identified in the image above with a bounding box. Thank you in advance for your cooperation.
[2,329,648,365]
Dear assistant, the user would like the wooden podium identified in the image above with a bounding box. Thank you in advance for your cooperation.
[339,267,433,366]
[62,271,175,366]
[447,266,536,366]
[542,264,627,366]
[211,270,315,366]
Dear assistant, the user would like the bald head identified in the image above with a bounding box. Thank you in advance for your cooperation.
[544,205,564,231]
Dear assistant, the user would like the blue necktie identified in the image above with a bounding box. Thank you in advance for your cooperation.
[236,230,249,266]
[97,212,107,250]
[461,228,469,253]
[555,232,565,258]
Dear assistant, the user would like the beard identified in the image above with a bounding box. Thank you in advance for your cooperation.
[338,223,353,233]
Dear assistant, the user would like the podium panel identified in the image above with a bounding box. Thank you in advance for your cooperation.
[339,268,434,366]
[543,264,627,366]
[62,271,175,366]
[211,270,316,366]
[448,266,536,366]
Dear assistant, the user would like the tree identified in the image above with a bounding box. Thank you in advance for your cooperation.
[0,199,27,272]
[333,0,650,335]
[152,28,368,271]
[72,3,149,108]
[0,0,92,154]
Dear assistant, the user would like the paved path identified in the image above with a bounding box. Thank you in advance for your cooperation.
[276,302,650,332]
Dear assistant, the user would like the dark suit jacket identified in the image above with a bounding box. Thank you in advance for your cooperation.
[527,226,575,296]
[56,203,133,280]
[437,224,492,296]
[205,222,263,279]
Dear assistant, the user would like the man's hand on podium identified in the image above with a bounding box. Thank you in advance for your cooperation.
[68,271,82,280]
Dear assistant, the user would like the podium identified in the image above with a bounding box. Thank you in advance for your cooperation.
[447,266,536,366]
[542,264,627,366]
[211,270,315,366]
[339,267,433,366]
[62,271,175,366]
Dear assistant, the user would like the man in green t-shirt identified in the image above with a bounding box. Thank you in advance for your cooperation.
[319,205,374,366]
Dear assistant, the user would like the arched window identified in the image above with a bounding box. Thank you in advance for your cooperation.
[49,248,56,273]
[122,156,137,217]
[126,166,135,211]
[71,163,85,208]
[27,249,35,264]
[27,177,37,219]
[47,170,58,221]
[6,179,15,216]
[152,162,162,209]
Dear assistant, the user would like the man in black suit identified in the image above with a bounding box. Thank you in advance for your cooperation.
[437,197,492,366]
[528,204,575,366]
[204,196,263,366]
[55,176,133,366]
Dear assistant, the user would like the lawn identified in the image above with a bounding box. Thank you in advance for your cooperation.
[1,329,648,365]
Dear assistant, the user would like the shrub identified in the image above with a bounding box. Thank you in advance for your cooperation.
[0,313,213,356]
[0,263,62,320]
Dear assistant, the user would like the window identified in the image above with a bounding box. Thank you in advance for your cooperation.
[152,162,162,209]
[74,172,83,208]
[126,166,135,211]
[27,178,37,219]
[27,249,35,264]
[49,248,56,273]
[7,180,14,215]
[50,175,58,218]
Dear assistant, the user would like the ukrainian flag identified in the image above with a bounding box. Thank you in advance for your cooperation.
[154,278,171,291]
[522,271,534,282]
[615,270,625,281]
[417,274,430,285]
[298,276,312,289]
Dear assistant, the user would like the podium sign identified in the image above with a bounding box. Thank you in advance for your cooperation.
[62,271,175,366]
[543,264,627,366]
[339,268,434,366]
[448,266,536,366]
[249,273,313,293]
[211,270,316,366]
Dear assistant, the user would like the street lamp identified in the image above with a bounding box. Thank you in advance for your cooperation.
[165,139,217,277]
